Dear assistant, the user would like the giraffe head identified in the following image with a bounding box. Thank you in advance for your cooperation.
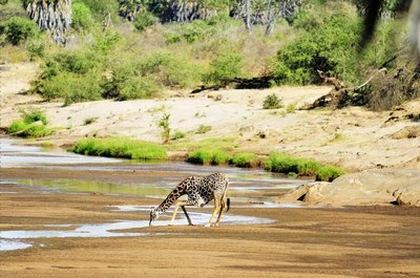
[149,207,160,226]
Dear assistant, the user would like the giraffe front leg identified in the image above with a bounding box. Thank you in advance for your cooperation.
[170,200,188,225]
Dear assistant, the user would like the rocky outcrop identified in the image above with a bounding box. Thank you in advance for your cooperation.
[278,169,420,207]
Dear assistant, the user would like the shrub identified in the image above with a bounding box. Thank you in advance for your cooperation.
[26,39,45,60]
[171,130,186,140]
[134,11,157,31]
[158,113,171,144]
[139,52,202,88]
[286,102,297,113]
[72,1,94,31]
[263,94,282,109]
[117,76,159,100]
[196,124,212,134]
[315,165,345,182]
[273,15,361,85]
[36,72,102,105]
[1,16,39,45]
[229,152,259,168]
[8,110,52,138]
[71,137,167,160]
[186,149,231,165]
[203,52,243,85]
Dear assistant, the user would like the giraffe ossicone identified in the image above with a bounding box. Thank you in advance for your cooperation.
[149,172,230,227]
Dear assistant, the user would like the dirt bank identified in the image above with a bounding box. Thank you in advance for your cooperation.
[1,63,419,171]
[1,181,420,277]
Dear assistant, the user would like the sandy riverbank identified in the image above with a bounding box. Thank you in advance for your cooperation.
[1,63,419,171]
[1,180,420,277]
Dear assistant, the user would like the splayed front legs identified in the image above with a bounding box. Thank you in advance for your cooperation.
[170,201,194,226]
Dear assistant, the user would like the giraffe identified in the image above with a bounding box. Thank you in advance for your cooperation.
[149,172,230,227]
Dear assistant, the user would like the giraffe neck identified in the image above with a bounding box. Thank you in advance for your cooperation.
[155,185,184,214]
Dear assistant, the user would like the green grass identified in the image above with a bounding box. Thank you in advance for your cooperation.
[229,152,260,168]
[8,110,53,138]
[71,137,167,161]
[264,153,344,181]
[186,149,231,165]
[315,165,345,182]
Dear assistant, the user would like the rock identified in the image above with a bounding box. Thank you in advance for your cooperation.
[277,169,420,207]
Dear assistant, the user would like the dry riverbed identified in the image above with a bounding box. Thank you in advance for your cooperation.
[1,179,420,277]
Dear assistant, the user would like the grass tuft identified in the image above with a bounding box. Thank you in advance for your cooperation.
[71,137,167,161]
[264,153,344,181]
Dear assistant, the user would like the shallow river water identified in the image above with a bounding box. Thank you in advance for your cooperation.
[0,138,306,251]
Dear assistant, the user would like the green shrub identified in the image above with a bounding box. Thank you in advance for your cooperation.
[286,102,297,113]
[118,77,159,100]
[315,165,345,182]
[171,130,186,140]
[158,113,171,144]
[263,94,282,109]
[23,109,48,125]
[8,110,52,138]
[72,1,94,31]
[1,16,39,45]
[203,52,243,85]
[186,149,231,165]
[26,39,45,60]
[134,11,157,31]
[196,124,212,134]
[229,152,259,168]
[71,137,167,160]
[273,15,361,85]
[139,52,201,88]
[36,72,102,105]
[165,20,217,44]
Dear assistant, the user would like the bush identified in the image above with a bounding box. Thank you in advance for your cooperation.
[263,94,282,109]
[203,52,243,85]
[171,131,186,140]
[196,124,212,134]
[0,16,39,45]
[229,152,259,168]
[118,76,159,100]
[186,149,231,165]
[138,52,202,88]
[273,15,361,85]
[8,110,52,138]
[134,11,157,31]
[158,113,171,144]
[36,72,102,105]
[72,1,94,31]
[71,137,167,160]
[315,165,345,182]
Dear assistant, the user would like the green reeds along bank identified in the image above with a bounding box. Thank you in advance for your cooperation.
[71,137,167,161]
[8,110,53,138]
[264,153,344,181]
[186,149,231,165]
[229,152,260,168]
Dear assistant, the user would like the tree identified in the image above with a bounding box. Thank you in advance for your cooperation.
[23,0,72,44]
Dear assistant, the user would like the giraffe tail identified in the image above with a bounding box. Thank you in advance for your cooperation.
[226,198,230,212]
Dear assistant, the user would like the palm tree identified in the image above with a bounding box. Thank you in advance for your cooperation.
[23,0,72,44]
[119,0,145,21]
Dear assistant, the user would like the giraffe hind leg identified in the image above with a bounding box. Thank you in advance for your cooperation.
[206,198,221,227]
[214,198,226,227]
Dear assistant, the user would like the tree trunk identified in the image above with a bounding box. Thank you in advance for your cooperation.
[245,0,252,31]
[24,0,72,45]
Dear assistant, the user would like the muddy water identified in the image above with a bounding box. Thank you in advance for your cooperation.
[0,138,305,251]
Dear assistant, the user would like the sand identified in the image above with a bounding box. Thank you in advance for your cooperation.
[1,180,420,277]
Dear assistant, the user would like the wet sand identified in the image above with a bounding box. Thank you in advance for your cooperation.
[1,140,420,277]
[1,181,420,277]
